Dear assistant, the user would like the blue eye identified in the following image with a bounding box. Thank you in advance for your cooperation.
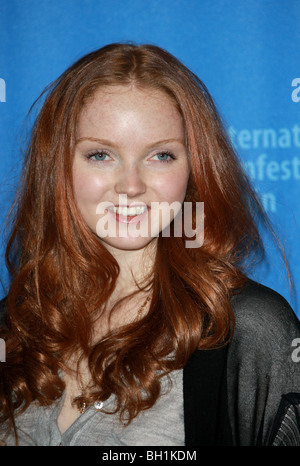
[87,151,109,161]
[154,151,175,162]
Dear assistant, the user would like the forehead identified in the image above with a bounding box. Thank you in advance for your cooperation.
[77,85,184,140]
[82,84,177,111]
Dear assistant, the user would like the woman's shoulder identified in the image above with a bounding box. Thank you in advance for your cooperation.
[231,279,297,318]
[230,279,300,344]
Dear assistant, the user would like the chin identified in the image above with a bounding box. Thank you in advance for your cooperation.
[99,235,157,252]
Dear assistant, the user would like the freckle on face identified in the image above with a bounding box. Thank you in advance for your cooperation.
[72,85,190,252]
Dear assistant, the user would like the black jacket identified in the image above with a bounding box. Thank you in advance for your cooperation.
[183,280,300,445]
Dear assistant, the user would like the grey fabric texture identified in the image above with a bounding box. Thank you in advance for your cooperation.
[0,368,184,446]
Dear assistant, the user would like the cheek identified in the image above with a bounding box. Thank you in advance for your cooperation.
[72,169,108,205]
[155,171,189,202]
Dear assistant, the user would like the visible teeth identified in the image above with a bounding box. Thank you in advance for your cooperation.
[112,206,148,216]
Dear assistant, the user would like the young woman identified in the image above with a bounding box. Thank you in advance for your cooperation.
[0,43,299,446]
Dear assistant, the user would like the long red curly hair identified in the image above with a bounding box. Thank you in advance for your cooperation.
[0,43,265,436]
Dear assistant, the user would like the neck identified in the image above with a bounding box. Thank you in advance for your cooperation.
[91,240,156,335]
[104,240,157,298]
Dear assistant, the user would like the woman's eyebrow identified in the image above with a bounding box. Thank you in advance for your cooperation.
[145,138,185,148]
[75,137,117,147]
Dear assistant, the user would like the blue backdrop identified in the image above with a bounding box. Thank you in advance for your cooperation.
[0,0,299,314]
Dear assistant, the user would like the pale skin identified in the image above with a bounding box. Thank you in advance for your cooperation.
[57,84,190,433]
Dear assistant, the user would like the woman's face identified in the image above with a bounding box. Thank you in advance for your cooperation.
[72,85,190,252]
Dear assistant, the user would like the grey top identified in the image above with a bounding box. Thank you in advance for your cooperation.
[0,368,184,446]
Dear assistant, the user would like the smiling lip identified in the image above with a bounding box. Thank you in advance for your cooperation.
[107,204,149,224]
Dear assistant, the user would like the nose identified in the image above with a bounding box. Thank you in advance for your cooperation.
[114,163,146,198]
